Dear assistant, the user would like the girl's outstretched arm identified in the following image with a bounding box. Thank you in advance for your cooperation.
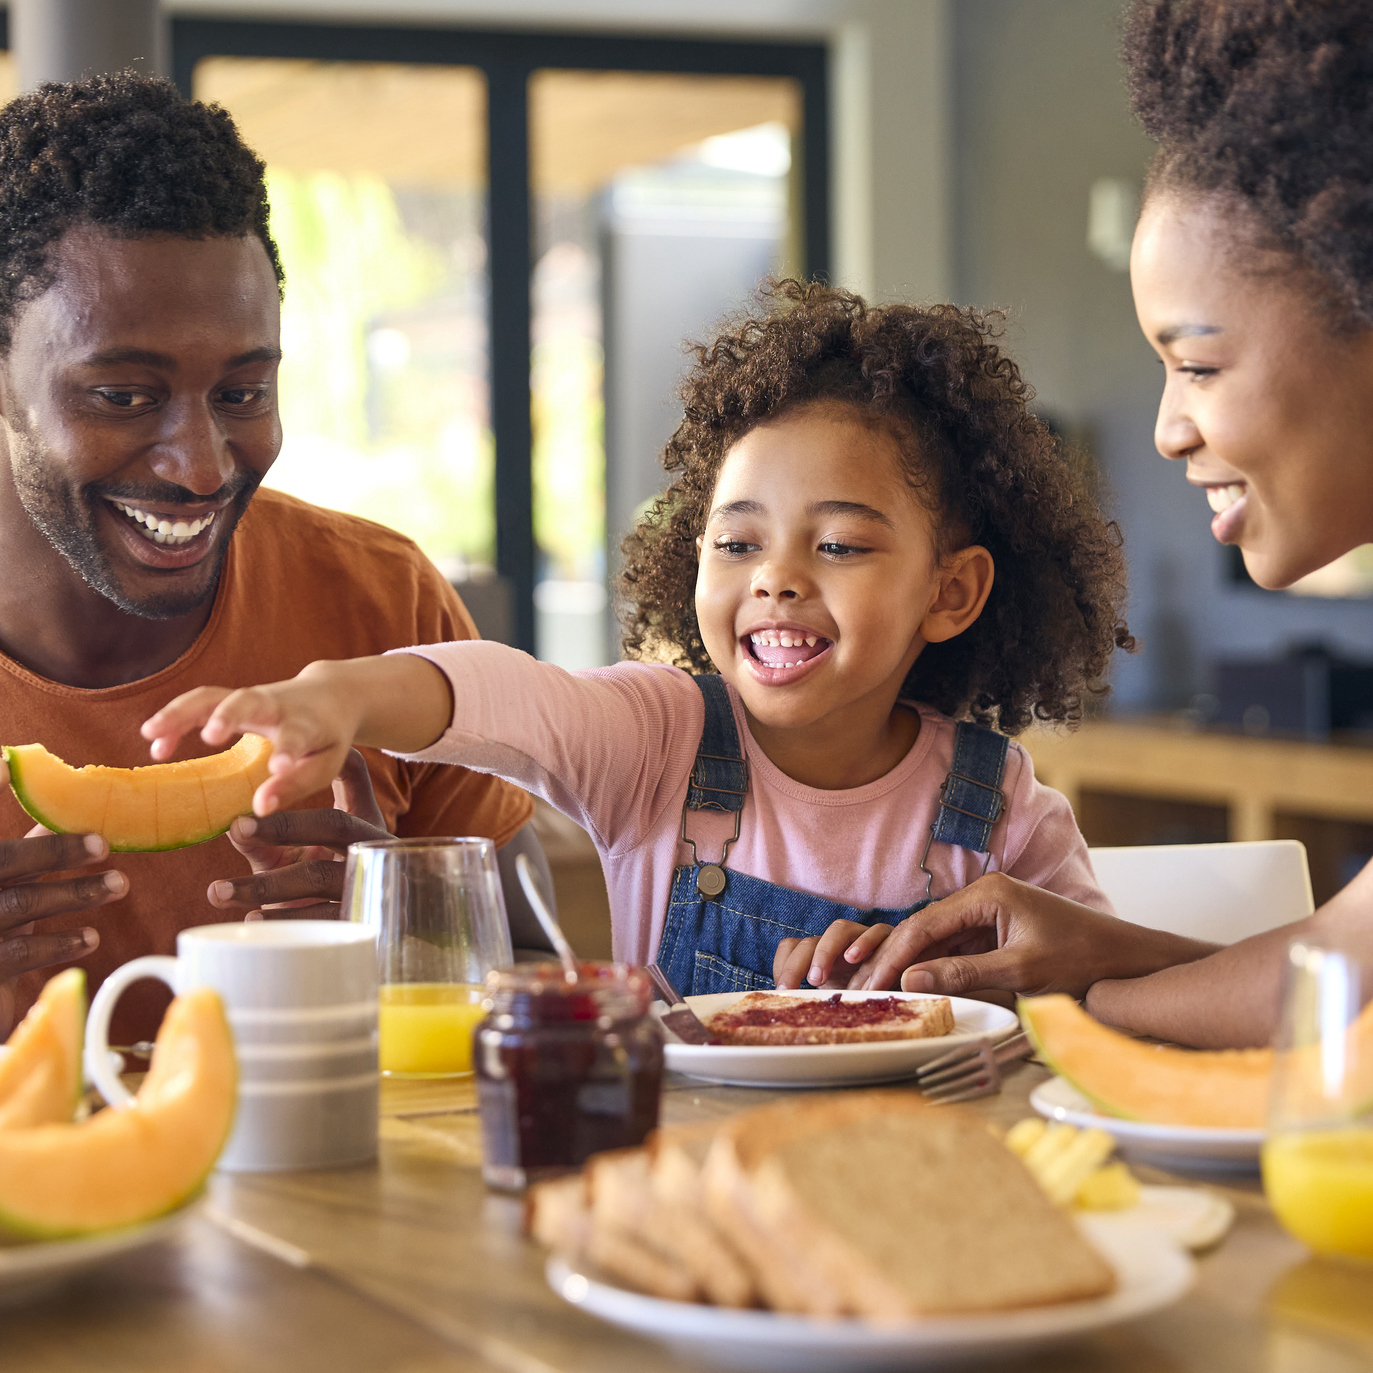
[141,656,454,817]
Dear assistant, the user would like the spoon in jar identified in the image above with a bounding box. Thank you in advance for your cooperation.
[515,852,579,982]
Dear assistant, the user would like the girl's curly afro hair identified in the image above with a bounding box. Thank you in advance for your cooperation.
[1123,0,1373,326]
[618,281,1134,735]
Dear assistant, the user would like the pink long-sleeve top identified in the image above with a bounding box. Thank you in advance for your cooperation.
[393,642,1112,965]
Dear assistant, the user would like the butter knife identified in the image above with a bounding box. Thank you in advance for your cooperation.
[646,962,718,1045]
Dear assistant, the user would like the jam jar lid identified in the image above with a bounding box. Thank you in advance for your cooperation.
[484,961,653,1022]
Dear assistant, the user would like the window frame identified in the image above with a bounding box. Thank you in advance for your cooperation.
[171,18,829,653]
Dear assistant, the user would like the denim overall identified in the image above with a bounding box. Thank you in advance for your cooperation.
[654,674,1010,996]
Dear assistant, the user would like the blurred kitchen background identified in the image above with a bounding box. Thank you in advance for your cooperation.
[17,0,1373,944]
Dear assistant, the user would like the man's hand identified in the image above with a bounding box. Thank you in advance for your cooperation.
[206,750,390,920]
[844,872,1214,998]
[0,809,127,1037]
[773,919,893,989]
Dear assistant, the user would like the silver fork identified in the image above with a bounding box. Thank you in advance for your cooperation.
[911,1031,1032,1104]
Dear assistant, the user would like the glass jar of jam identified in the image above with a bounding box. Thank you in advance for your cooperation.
[474,961,664,1191]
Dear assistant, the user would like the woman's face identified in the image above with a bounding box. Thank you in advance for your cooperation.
[1131,192,1373,589]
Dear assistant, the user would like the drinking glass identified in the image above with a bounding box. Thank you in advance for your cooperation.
[1264,940,1373,1262]
[343,838,513,1077]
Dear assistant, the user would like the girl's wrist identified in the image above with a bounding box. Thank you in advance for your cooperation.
[342,654,454,754]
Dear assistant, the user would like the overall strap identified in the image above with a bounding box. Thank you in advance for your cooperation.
[686,674,749,813]
[919,721,1009,901]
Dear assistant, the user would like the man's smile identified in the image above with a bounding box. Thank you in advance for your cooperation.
[108,498,218,547]
[102,495,227,571]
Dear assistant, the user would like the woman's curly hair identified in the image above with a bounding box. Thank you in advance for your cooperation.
[617,281,1134,734]
[1123,0,1373,327]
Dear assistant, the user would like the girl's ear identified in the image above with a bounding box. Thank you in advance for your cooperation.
[919,545,994,644]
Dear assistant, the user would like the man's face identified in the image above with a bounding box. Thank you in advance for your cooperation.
[0,227,282,619]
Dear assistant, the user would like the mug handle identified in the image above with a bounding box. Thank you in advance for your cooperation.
[83,956,180,1110]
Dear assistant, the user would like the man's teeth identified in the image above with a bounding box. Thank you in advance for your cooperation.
[114,502,216,546]
[1205,483,1246,514]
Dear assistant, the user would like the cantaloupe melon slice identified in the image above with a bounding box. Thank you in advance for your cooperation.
[0,969,85,1130]
[2,734,272,852]
[0,987,236,1237]
[1020,994,1273,1129]
[1022,994,1373,1130]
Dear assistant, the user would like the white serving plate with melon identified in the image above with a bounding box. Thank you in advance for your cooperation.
[1030,1077,1263,1171]
[548,1211,1194,1371]
[654,989,1017,1088]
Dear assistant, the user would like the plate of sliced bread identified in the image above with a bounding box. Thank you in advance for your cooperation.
[531,1092,1194,1370]
[656,989,1017,1087]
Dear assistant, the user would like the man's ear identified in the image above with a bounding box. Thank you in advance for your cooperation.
[919,545,994,644]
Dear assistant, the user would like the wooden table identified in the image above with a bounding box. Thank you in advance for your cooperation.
[7,1065,1373,1373]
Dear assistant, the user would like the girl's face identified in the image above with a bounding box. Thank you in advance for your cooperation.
[1131,192,1373,589]
[694,405,992,737]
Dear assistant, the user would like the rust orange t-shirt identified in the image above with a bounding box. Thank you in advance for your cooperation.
[1,489,533,1044]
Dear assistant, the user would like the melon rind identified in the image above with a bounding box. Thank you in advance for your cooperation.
[0,988,237,1238]
[0,968,85,1130]
[2,735,273,853]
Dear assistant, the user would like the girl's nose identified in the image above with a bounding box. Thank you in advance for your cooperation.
[1155,386,1202,463]
[751,558,801,601]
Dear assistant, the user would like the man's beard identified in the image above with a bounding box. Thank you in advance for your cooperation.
[11,432,260,621]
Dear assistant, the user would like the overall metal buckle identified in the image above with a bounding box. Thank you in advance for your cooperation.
[681,808,741,899]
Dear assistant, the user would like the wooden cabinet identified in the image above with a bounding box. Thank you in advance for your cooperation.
[1023,718,1373,904]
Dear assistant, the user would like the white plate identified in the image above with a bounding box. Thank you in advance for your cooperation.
[1030,1076,1263,1171]
[657,990,1018,1088]
[547,1214,1193,1370]
[0,1202,197,1307]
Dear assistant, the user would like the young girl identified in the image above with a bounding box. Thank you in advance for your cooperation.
[144,282,1134,996]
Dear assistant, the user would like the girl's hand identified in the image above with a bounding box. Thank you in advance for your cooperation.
[773,919,893,989]
[142,665,364,817]
[141,655,454,819]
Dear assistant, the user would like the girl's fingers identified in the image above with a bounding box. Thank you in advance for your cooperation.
[805,920,871,987]
[844,923,892,965]
[251,747,350,816]
[774,937,819,990]
[142,686,235,756]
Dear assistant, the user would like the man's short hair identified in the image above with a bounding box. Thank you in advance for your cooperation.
[0,69,282,349]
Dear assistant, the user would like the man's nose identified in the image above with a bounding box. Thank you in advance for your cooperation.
[150,398,237,496]
[1155,384,1201,462]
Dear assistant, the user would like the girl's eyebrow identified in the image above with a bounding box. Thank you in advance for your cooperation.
[810,499,894,528]
[708,499,765,522]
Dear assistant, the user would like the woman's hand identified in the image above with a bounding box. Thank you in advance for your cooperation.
[843,872,1215,997]
[206,750,391,920]
[141,655,452,818]
[773,919,893,989]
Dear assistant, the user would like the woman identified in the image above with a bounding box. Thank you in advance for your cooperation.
[841,0,1373,1048]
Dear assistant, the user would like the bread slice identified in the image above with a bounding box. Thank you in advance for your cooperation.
[705,992,955,1045]
[584,1147,700,1301]
[648,1123,761,1308]
[524,1172,591,1255]
[707,1092,1116,1321]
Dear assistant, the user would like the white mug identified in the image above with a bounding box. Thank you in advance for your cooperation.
[85,921,379,1173]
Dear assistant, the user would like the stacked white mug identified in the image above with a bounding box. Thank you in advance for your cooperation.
[84,921,378,1172]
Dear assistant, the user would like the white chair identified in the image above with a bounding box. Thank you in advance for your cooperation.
[1087,840,1314,945]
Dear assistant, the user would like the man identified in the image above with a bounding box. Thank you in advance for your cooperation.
[0,73,550,1044]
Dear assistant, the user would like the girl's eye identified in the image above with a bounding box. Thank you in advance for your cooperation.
[712,539,757,557]
[819,541,867,558]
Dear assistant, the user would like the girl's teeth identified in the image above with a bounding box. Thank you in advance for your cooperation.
[1205,483,1246,513]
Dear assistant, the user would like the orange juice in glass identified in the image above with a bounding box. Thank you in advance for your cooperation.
[343,838,513,1078]
[1264,941,1373,1263]
[378,983,488,1076]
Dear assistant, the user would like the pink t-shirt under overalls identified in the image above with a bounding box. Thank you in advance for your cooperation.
[392,642,1113,970]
